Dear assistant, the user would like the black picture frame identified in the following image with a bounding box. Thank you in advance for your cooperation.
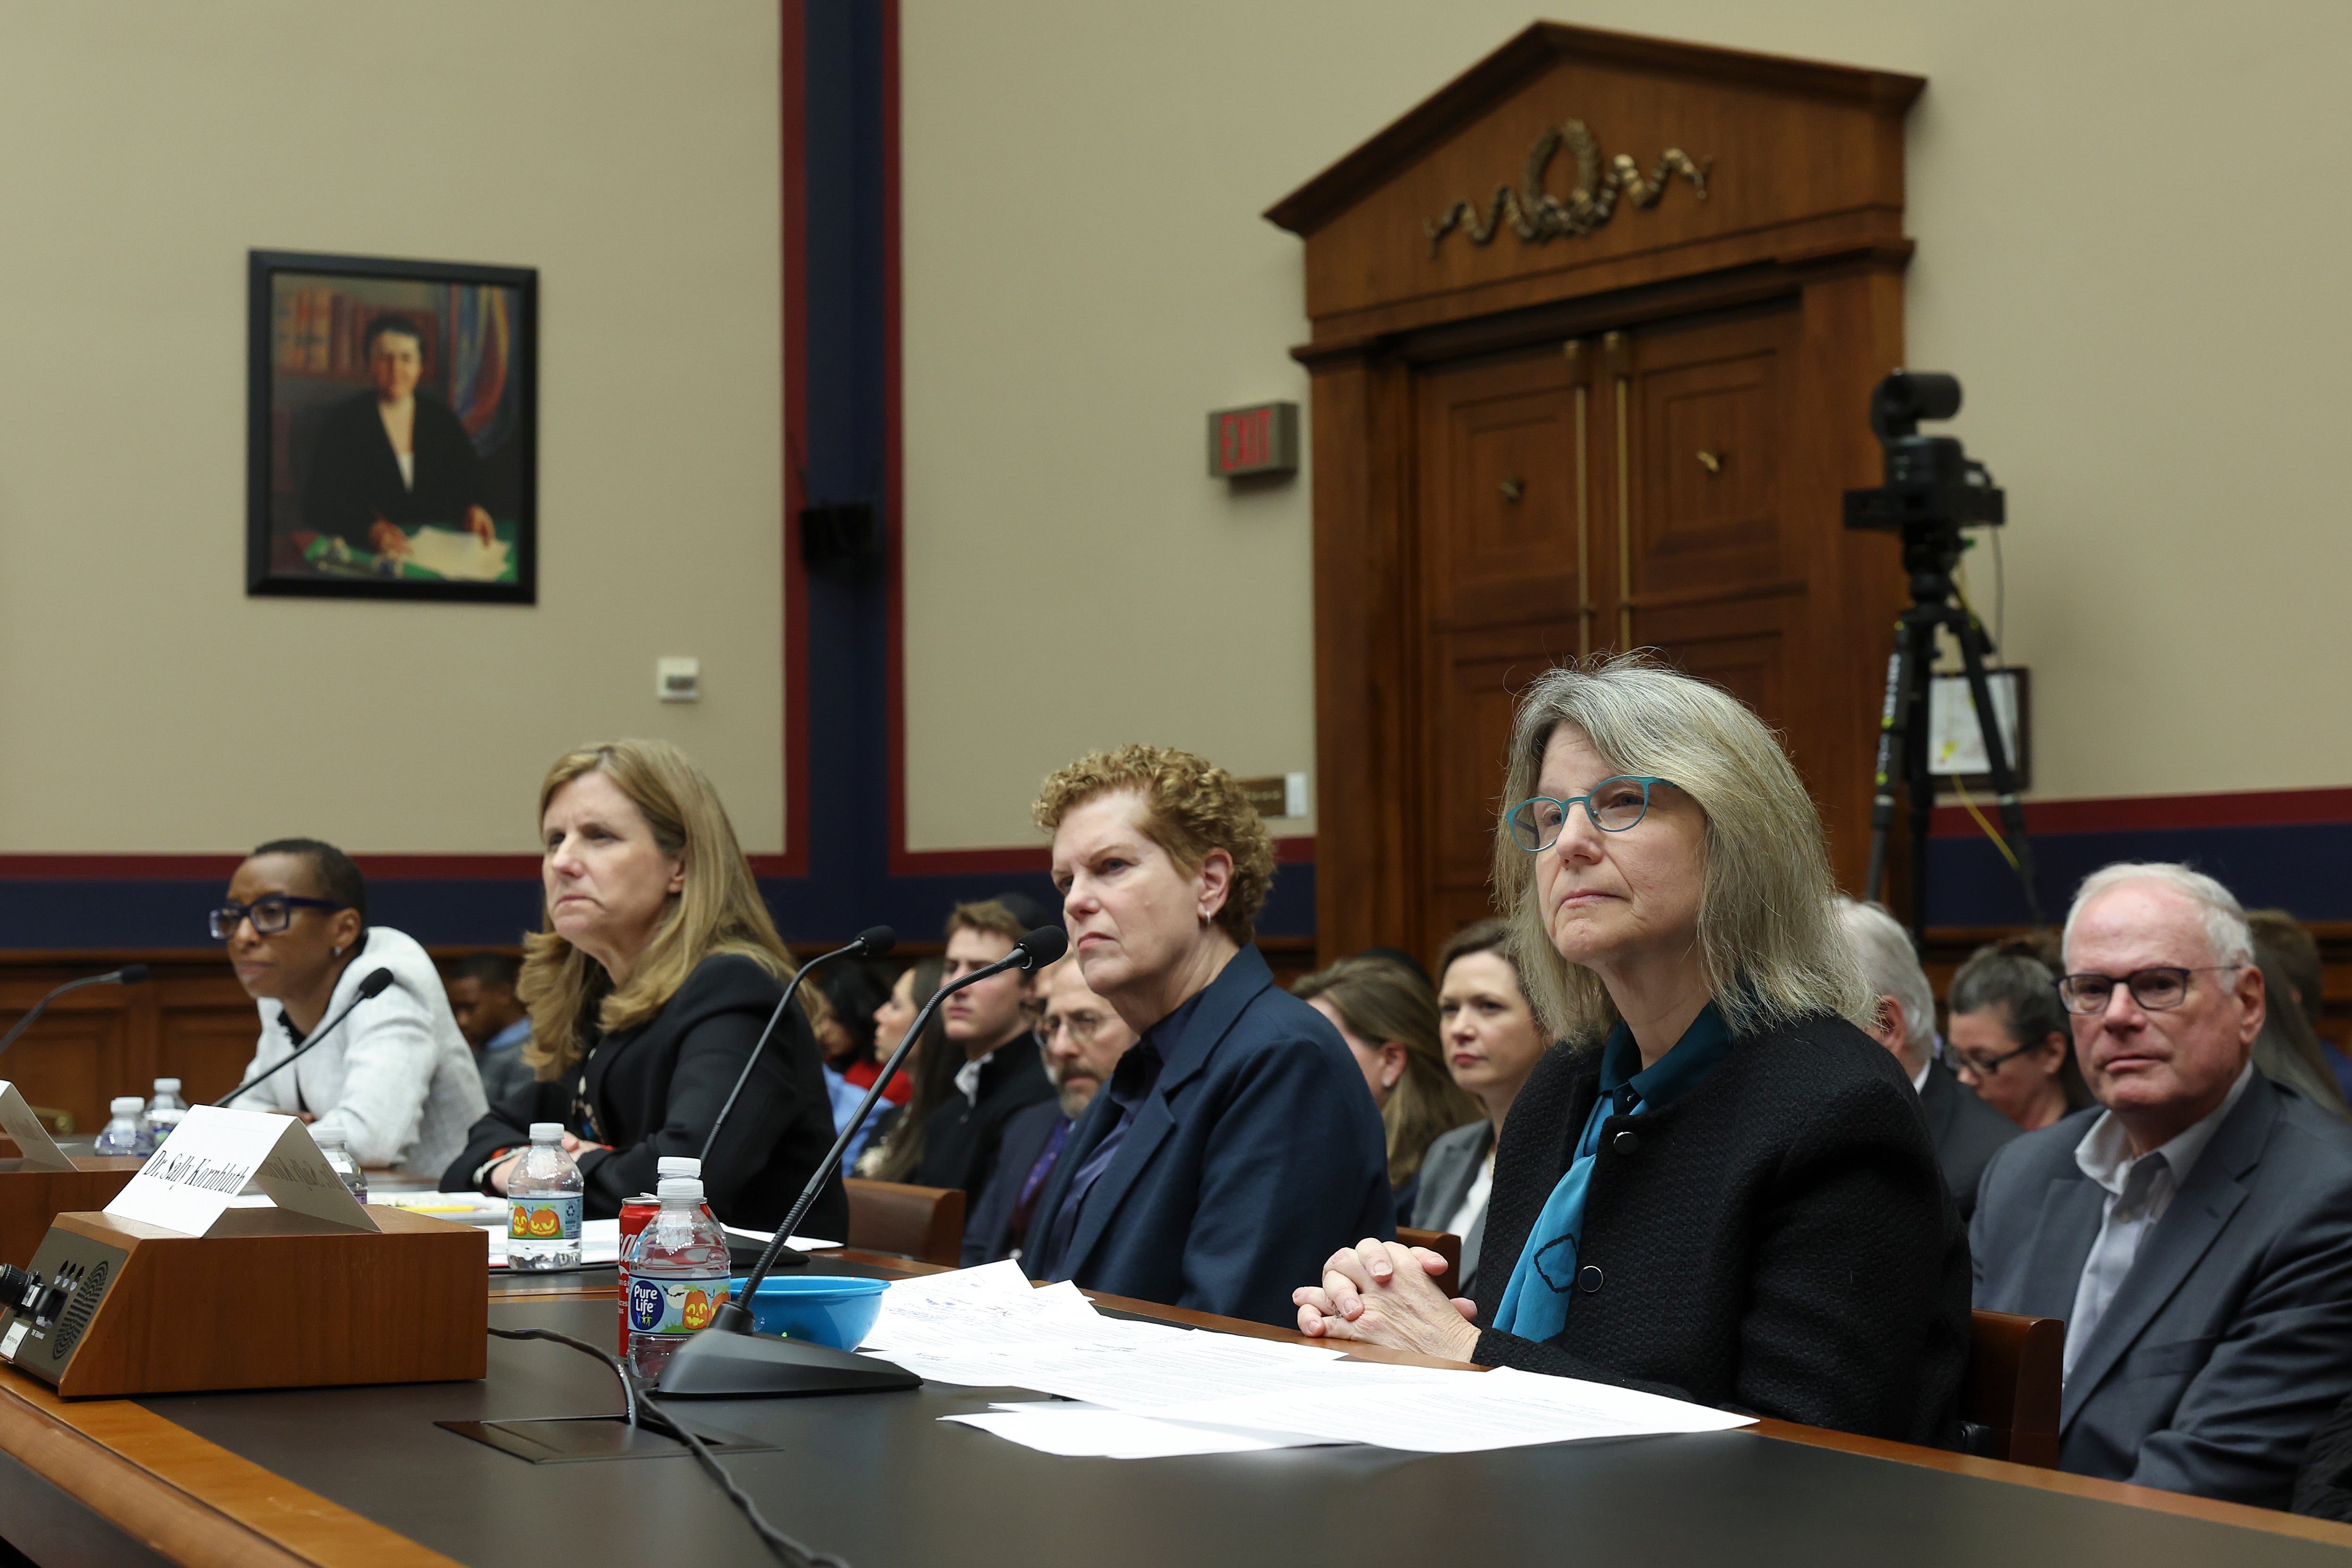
[246,249,538,602]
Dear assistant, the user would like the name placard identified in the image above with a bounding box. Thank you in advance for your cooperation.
[0,1083,74,1171]
[105,1105,377,1237]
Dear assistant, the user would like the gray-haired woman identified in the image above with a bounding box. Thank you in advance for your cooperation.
[1293,652,1971,1445]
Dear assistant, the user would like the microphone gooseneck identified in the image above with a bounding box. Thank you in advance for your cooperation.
[697,927,896,1170]
[211,967,397,1108]
[0,965,153,1062]
[714,924,1066,1331]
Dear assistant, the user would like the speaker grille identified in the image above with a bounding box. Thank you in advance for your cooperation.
[48,1260,108,1364]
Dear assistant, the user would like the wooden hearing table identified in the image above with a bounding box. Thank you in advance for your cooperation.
[3,1251,2351,1568]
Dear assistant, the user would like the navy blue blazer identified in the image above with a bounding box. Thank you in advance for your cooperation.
[1027,944,1394,1326]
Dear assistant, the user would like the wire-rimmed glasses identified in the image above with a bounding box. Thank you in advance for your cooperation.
[1506,776,1677,851]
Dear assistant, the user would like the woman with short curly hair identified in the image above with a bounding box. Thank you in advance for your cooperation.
[1022,744,1393,1327]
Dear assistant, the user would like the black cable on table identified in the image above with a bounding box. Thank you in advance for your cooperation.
[487,1326,848,1568]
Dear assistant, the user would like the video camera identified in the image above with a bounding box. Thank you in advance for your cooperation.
[1843,372,2004,541]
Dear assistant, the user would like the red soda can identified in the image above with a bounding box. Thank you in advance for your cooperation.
[616,1195,659,1353]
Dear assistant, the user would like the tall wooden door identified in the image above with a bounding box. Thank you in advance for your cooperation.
[1410,301,1813,955]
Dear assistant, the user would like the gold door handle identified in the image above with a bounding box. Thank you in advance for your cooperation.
[1696,449,1723,475]
[1499,477,1524,503]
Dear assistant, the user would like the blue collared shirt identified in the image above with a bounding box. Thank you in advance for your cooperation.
[1493,1001,1735,1344]
[484,1017,531,1055]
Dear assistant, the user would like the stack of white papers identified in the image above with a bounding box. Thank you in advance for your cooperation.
[860,1261,1754,1458]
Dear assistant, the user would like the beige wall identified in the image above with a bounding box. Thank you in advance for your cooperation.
[0,1,787,855]
[901,0,2352,850]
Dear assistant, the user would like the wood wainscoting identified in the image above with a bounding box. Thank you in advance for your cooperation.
[0,937,1331,1135]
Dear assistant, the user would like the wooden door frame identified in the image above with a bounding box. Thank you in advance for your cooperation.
[1300,246,1911,965]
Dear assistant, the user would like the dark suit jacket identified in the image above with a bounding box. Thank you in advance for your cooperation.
[1471,1015,1970,1445]
[961,1097,1068,1266]
[301,390,491,549]
[916,1034,1053,1195]
[439,954,847,1242]
[1918,1059,2020,1220]
[1413,1119,1494,1288]
[1027,945,1394,1326]
[1972,1073,2352,1507]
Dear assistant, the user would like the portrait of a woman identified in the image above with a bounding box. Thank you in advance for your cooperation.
[299,313,497,558]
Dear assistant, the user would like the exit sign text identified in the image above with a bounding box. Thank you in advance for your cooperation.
[1207,402,1299,479]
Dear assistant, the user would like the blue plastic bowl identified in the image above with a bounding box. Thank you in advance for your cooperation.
[727,1274,889,1350]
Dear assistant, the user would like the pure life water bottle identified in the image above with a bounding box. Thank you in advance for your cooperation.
[506,1122,584,1270]
[626,1175,730,1381]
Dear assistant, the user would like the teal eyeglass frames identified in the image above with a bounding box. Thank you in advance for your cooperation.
[1506,776,1677,850]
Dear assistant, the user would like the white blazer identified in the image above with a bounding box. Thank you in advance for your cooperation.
[233,924,488,1174]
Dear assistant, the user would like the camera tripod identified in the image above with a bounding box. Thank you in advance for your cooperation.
[1861,545,2043,937]
[1846,372,2042,937]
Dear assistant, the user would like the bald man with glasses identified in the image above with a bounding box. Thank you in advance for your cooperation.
[1971,861,2352,1508]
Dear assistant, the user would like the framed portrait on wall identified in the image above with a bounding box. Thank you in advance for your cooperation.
[246,249,537,602]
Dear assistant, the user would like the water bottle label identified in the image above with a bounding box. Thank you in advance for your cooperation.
[508,1195,582,1241]
[627,1274,730,1335]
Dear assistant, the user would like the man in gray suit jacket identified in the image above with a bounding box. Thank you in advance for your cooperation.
[1972,863,2352,1508]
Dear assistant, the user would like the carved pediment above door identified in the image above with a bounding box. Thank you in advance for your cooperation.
[1265,22,1924,344]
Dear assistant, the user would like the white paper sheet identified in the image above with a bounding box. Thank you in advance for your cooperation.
[0,1082,73,1170]
[1145,1365,1755,1453]
[944,1402,1328,1458]
[402,525,511,582]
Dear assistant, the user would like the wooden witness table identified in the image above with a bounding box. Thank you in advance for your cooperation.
[3,1252,2352,1567]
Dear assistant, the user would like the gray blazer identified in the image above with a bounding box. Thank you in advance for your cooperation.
[1971,1072,2352,1507]
[1414,1119,1494,1289]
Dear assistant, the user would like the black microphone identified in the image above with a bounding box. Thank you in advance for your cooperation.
[211,967,397,1108]
[712,924,1068,1327]
[0,965,152,1062]
[698,926,896,1169]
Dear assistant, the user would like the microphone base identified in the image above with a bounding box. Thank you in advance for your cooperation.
[723,1238,813,1272]
[654,1325,920,1399]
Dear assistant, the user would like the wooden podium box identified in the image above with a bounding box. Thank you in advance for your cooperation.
[0,1157,145,1269]
[1,1206,488,1398]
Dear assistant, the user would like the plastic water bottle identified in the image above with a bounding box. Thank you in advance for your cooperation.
[506,1123,584,1270]
[615,1155,715,1353]
[94,1097,152,1156]
[311,1127,367,1203]
[145,1079,187,1146]
[626,1176,731,1382]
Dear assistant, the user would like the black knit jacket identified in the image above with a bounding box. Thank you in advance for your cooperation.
[1469,1012,1970,1446]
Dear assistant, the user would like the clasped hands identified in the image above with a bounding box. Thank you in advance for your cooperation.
[1293,1238,1482,1363]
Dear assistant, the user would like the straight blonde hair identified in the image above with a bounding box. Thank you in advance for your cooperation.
[519,739,797,1080]
[1494,653,1870,1045]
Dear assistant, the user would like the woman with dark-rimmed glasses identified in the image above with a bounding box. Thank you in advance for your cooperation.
[216,837,486,1173]
[1291,652,1971,1445]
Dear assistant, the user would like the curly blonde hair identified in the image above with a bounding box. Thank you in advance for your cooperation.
[1032,744,1275,944]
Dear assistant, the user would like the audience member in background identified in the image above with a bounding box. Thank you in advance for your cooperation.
[439,740,847,1240]
[813,960,900,1098]
[1027,745,1392,1326]
[1972,862,2352,1507]
[220,839,486,1173]
[447,952,536,1109]
[1293,956,1481,1223]
[856,958,949,1179]
[1946,939,2093,1132]
[1415,919,1549,1294]
[1354,946,1432,987]
[2245,912,2352,1118]
[1293,655,1969,1443]
[1833,898,2019,1219]
[916,901,1054,1195]
[964,957,1138,1264]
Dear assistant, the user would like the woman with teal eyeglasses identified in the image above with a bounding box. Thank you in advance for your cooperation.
[1292,652,1971,1445]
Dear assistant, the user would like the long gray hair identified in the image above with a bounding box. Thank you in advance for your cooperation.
[1494,653,1871,1044]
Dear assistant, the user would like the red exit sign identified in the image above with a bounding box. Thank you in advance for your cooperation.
[1207,402,1299,479]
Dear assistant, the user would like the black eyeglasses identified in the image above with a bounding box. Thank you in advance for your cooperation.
[208,896,344,940]
[2055,966,2235,1016]
[1941,1039,2034,1079]
[1506,776,1676,850]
